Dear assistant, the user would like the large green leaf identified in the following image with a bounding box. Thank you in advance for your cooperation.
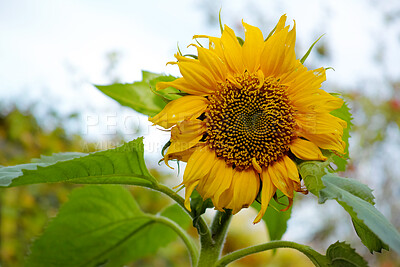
[0,137,157,187]
[252,190,292,241]
[27,185,192,266]
[319,175,400,254]
[95,71,178,117]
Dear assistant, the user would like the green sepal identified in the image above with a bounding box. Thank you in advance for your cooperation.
[237,36,244,46]
[300,34,325,64]
[265,24,277,41]
[190,190,214,229]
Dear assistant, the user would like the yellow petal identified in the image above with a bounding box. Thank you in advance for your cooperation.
[178,61,217,93]
[183,146,216,210]
[157,77,212,96]
[164,143,205,168]
[260,18,297,78]
[196,157,234,209]
[281,155,300,182]
[166,119,206,156]
[267,161,293,198]
[299,131,346,153]
[221,25,244,74]
[254,168,276,224]
[285,68,326,98]
[149,95,208,129]
[226,168,260,214]
[296,113,346,135]
[197,47,228,82]
[290,138,327,161]
[183,146,216,184]
[291,89,344,113]
[242,21,264,73]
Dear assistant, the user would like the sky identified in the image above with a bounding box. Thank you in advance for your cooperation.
[1,0,400,251]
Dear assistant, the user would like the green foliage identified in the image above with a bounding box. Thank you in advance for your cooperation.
[27,185,192,266]
[95,71,178,117]
[330,101,353,171]
[352,217,389,253]
[252,190,292,241]
[298,158,330,197]
[1,138,157,188]
[190,190,213,228]
[319,175,399,254]
[300,34,324,64]
[0,153,86,187]
[326,242,368,267]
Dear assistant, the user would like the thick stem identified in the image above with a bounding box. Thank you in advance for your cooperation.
[214,240,329,267]
[197,210,232,267]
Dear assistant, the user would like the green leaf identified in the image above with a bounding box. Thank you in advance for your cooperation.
[330,101,353,171]
[1,137,157,187]
[298,159,330,197]
[300,34,324,64]
[148,74,182,102]
[0,153,86,187]
[326,241,368,267]
[319,175,400,254]
[252,190,292,241]
[352,217,389,253]
[27,185,193,266]
[95,71,178,117]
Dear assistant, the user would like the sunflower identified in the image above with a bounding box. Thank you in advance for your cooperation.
[150,15,346,223]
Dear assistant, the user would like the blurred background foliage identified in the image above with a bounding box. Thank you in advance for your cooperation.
[1,0,400,266]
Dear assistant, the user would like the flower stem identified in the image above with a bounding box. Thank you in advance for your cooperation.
[197,210,232,267]
[148,214,199,266]
[152,183,212,245]
[214,240,329,267]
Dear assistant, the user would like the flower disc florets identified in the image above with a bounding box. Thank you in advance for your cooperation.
[206,72,295,170]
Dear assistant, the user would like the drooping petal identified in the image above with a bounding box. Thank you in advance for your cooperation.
[267,160,293,198]
[149,95,208,129]
[166,119,207,156]
[196,157,234,210]
[225,168,260,214]
[183,146,216,210]
[254,168,277,224]
[290,138,327,161]
[281,155,300,182]
[164,143,205,168]
[242,21,264,73]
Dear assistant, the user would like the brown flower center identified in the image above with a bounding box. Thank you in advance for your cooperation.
[206,72,295,170]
